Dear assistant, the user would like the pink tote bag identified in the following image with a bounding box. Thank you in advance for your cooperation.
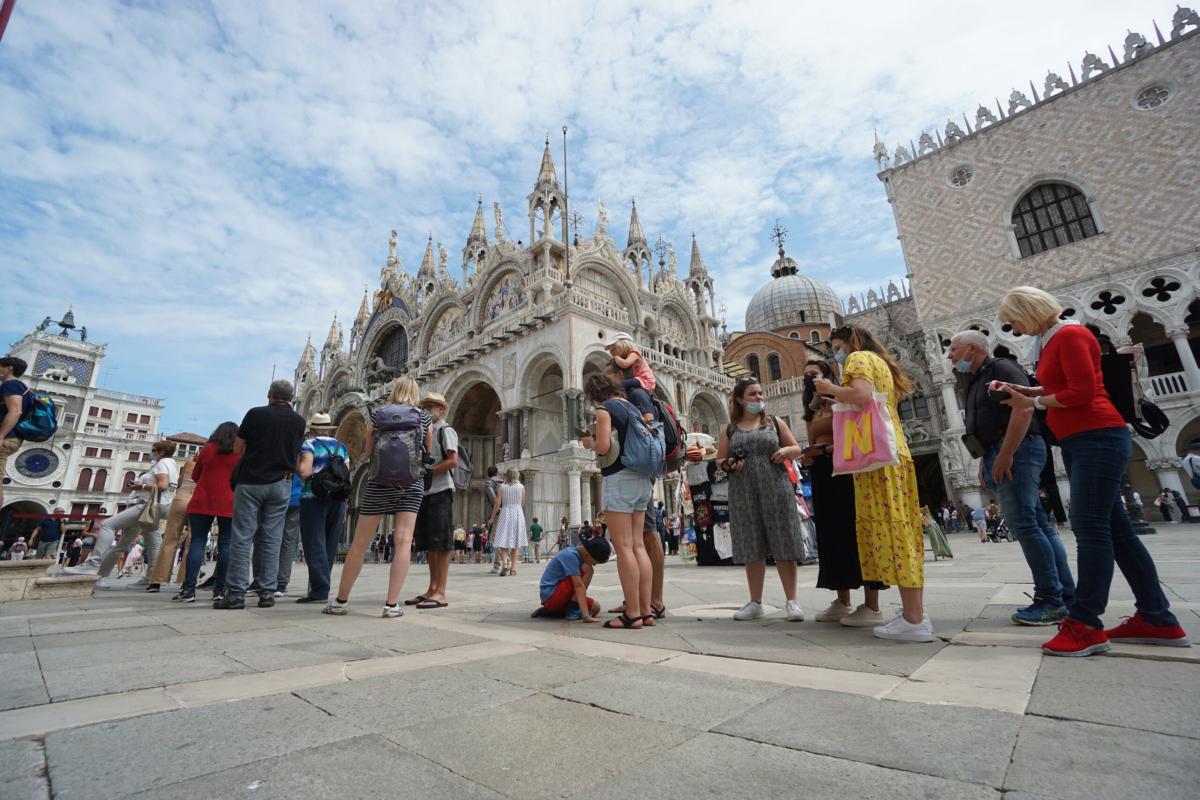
[831,392,900,475]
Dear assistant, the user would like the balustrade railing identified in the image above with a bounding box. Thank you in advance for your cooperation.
[1148,371,1190,399]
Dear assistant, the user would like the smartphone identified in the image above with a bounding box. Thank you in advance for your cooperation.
[988,389,1012,401]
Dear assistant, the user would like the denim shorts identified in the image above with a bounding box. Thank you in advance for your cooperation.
[602,469,653,513]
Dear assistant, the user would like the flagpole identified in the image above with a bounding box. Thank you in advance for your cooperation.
[0,0,16,44]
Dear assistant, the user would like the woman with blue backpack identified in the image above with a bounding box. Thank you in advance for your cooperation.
[294,413,350,605]
[580,372,664,630]
[326,377,433,619]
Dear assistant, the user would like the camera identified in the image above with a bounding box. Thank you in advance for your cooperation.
[732,447,747,460]
[421,452,435,466]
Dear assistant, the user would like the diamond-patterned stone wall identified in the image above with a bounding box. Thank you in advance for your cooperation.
[886,34,1200,326]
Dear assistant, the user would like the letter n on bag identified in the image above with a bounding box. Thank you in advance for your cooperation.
[842,414,875,460]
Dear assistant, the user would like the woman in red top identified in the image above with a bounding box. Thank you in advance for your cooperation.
[174,422,240,603]
[995,286,1189,656]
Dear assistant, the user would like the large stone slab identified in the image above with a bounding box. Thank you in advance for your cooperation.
[45,694,362,799]
[578,731,1000,800]
[1028,656,1200,738]
[343,623,485,654]
[1005,715,1200,800]
[30,623,179,651]
[0,734,49,799]
[128,734,505,800]
[297,665,532,735]
[389,693,697,799]
[34,635,211,672]
[552,663,786,730]
[457,648,627,690]
[0,650,49,711]
[714,685,1020,786]
[42,651,250,701]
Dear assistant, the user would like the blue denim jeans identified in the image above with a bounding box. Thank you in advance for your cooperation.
[984,437,1075,607]
[183,514,230,591]
[1060,427,1178,628]
[226,478,291,595]
[622,379,654,417]
[299,496,346,600]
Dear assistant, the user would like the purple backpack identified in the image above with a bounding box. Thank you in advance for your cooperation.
[370,404,425,488]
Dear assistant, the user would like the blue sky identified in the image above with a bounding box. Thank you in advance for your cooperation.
[0,0,1175,433]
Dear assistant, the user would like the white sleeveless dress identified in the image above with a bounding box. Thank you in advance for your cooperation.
[493,483,528,549]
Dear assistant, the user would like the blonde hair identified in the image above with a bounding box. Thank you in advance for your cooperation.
[609,339,637,356]
[388,376,420,406]
[505,468,521,484]
[998,286,1063,332]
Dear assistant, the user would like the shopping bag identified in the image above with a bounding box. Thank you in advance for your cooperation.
[832,392,900,475]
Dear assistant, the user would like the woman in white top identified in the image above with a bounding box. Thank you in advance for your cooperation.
[74,440,179,589]
[488,468,527,577]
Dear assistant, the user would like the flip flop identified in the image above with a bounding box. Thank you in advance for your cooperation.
[415,600,448,609]
[403,595,428,606]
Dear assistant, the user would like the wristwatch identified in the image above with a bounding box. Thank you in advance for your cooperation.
[1032,396,1045,411]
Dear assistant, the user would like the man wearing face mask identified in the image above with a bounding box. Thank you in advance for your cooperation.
[950,330,1075,626]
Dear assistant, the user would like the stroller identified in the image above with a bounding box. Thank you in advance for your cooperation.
[987,513,1014,542]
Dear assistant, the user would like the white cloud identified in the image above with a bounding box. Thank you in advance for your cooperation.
[0,0,1177,430]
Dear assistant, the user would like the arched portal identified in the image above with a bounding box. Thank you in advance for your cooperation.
[689,391,726,435]
[1,499,48,543]
[450,381,502,527]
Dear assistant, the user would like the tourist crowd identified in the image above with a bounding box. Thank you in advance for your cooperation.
[1,284,1193,656]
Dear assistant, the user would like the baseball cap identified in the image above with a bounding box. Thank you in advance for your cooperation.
[582,536,612,564]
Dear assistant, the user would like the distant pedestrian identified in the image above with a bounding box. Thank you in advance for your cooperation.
[488,468,527,576]
[295,413,349,605]
[1156,491,1174,522]
[174,422,239,603]
[529,517,543,563]
[8,537,28,561]
[33,508,64,560]
[328,377,432,617]
[485,466,503,573]
[215,379,306,610]
[148,458,196,592]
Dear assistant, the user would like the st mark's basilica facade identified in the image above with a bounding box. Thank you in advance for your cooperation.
[294,142,732,530]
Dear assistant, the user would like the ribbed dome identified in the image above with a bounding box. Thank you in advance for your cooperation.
[745,270,843,333]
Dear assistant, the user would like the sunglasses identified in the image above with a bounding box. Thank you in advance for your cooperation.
[735,375,759,385]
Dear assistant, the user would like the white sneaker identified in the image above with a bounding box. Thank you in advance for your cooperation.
[839,604,885,627]
[381,603,404,618]
[872,612,935,642]
[733,601,766,621]
[815,600,853,622]
[322,600,349,615]
[62,564,99,576]
[274,590,287,598]
[786,601,805,622]
[92,578,113,591]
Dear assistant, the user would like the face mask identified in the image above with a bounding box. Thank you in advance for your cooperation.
[745,401,765,415]
[953,357,973,373]
[832,350,846,365]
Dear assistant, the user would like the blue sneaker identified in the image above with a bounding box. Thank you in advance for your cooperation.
[1012,598,1068,626]
[565,607,583,621]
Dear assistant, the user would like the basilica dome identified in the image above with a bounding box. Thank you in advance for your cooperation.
[744,250,844,332]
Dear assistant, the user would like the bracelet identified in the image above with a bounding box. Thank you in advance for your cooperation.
[1032,396,1045,411]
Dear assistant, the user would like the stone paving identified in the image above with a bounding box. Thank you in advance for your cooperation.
[0,527,1198,799]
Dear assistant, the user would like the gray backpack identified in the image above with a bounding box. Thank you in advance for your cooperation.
[370,404,425,488]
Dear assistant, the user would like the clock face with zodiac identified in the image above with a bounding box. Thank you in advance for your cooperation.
[15,448,60,480]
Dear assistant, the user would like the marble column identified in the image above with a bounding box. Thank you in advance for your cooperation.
[519,407,530,457]
[497,411,510,462]
[568,469,582,527]
[1148,458,1187,496]
[1168,327,1200,391]
[565,390,581,442]
[937,374,964,431]
[580,474,594,523]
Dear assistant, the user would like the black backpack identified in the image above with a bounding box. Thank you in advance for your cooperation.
[311,440,352,501]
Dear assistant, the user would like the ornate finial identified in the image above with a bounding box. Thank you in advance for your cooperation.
[568,209,584,244]
[654,236,668,267]
[770,219,788,256]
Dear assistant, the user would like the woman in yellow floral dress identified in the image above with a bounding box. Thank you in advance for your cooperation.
[814,325,932,642]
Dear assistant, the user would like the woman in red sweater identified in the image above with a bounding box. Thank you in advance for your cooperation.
[173,422,240,603]
[994,286,1189,656]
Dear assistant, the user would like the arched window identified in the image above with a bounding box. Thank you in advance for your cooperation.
[746,354,760,378]
[788,331,800,339]
[897,395,931,421]
[768,354,783,382]
[123,471,137,490]
[374,326,409,371]
[92,469,108,492]
[76,468,93,491]
[810,330,821,343]
[799,310,806,322]
[1012,182,1098,257]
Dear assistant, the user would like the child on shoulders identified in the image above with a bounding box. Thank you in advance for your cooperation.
[532,537,611,621]
[605,332,657,423]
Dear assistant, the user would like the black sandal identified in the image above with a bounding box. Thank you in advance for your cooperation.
[641,615,656,626]
[403,595,428,606]
[603,613,643,629]
[650,603,666,619]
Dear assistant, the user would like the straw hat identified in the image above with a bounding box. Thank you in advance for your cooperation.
[419,392,448,410]
[307,412,336,431]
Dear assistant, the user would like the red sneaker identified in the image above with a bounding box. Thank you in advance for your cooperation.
[1104,614,1192,647]
[1042,618,1112,657]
